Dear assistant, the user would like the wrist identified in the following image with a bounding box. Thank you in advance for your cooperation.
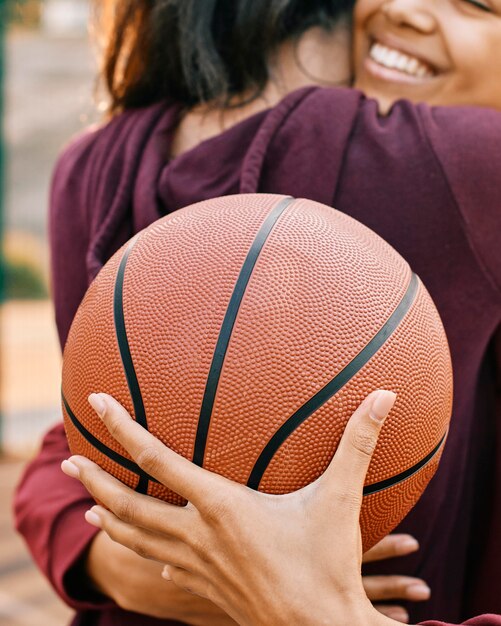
[263,589,372,626]
[85,530,117,599]
[345,602,416,626]
[318,596,377,626]
[285,591,414,626]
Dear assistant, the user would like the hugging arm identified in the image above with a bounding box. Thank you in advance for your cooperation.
[63,389,501,626]
[14,137,235,624]
[13,138,111,610]
[65,390,406,626]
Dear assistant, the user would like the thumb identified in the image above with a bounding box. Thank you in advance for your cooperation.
[321,390,397,505]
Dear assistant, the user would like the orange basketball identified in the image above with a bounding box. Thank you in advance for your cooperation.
[62,193,453,550]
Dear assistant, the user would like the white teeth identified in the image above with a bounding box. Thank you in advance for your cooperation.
[369,42,434,78]
[385,52,395,66]
[396,56,407,71]
[406,58,419,74]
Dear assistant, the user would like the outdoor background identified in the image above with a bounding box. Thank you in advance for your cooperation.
[1,1,98,623]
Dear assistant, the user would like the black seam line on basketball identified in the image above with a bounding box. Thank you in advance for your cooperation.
[247,272,420,490]
[114,235,150,494]
[192,196,296,467]
[114,236,147,430]
[362,429,448,496]
[135,474,150,494]
[62,392,160,484]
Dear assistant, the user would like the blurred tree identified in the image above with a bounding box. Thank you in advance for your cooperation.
[6,0,41,27]
[4,259,47,299]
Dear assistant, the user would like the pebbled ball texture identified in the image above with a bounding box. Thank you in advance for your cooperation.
[62,193,453,551]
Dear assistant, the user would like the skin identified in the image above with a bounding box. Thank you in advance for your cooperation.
[85,529,424,623]
[85,523,424,624]
[353,0,501,113]
[63,390,413,626]
[86,532,237,625]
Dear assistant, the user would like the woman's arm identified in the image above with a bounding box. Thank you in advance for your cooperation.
[14,135,235,623]
[63,390,501,626]
[63,389,403,626]
[13,136,109,610]
[14,422,112,610]
[14,406,236,623]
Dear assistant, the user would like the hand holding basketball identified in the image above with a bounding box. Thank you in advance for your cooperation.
[62,389,410,626]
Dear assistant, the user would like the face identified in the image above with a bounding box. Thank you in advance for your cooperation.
[353,0,501,112]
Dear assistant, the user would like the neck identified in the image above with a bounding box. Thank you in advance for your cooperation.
[170,21,351,158]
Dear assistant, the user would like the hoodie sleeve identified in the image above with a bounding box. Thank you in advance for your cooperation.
[14,101,170,613]
[420,617,501,626]
[13,131,115,611]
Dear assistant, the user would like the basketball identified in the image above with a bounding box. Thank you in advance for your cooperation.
[62,193,453,550]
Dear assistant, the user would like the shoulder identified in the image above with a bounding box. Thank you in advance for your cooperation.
[50,110,130,209]
[276,89,501,294]
[352,97,501,295]
[420,102,501,151]
[49,123,103,241]
[50,125,101,207]
[51,102,170,188]
[353,96,501,178]
[305,88,501,161]
[268,87,500,168]
[416,104,501,208]
[50,102,169,221]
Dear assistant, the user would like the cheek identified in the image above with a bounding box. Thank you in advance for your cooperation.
[353,0,380,65]
[353,0,383,62]
[473,47,501,109]
[447,34,501,104]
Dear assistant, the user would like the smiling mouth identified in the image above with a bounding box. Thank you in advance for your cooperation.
[369,41,436,79]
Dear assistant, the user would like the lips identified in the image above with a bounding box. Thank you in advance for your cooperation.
[369,41,436,79]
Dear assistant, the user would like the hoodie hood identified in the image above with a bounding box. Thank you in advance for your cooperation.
[61,86,359,283]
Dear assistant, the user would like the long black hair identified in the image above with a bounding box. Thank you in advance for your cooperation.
[93,0,354,114]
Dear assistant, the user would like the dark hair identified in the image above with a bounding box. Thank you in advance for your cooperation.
[93,0,354,114]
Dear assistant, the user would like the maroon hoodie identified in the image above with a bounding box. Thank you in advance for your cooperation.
[14,87,501,626]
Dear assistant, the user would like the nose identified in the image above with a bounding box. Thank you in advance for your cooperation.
[381,0,437,33]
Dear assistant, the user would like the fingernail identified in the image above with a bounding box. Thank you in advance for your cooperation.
[399,537,419,553]
[85,510,102,528]
[88,393,106,418]
[370,390,397,423]
[162,566,171,581]
[61,460,80,479]
[388,609,409,623]
[407,583,431,601]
